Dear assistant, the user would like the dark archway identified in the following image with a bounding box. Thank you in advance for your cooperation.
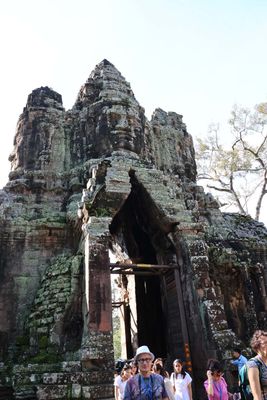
[109,173,179,360]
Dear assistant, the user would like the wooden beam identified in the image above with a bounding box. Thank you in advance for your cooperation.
[110,263,178,269]
[110,263,178,276]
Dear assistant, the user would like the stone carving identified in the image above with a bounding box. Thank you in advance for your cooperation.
[0,59,266,399]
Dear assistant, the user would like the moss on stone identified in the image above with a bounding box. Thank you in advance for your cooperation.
[38,335,48,349]
[28,351,61,364]
[91,207,110,217]
[67,384,73,399]
[15,335,30,346]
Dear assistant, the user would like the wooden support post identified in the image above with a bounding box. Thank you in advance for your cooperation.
[174,268,193,373]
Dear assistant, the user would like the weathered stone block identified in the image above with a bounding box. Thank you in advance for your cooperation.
[82,384,114,399]
[36,384,69,399]
[61,361,82,373]
[72,383,82,399]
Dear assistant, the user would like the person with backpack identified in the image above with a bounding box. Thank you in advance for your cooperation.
[123,345,169,399]
[231,348,248,372]
[230,349,247,399]
[246,330,267,400]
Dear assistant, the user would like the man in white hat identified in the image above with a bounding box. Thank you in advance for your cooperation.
[123,345,169,399]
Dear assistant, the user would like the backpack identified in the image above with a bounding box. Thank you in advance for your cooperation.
[239,357,262,400]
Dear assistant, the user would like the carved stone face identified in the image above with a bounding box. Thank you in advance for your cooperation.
[75,61,145,158]
[106,104,143,154]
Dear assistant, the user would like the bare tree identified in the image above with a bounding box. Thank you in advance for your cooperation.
[196,103,267,221]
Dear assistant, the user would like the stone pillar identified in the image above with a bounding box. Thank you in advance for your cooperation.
[81,217,114,368]
[181,236,235,352]
[255,262,267,312]
[242,263,261,336]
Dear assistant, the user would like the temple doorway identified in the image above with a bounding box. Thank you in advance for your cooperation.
[109,174,187,365]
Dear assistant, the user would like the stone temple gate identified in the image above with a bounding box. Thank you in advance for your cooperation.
[0,59,267,399]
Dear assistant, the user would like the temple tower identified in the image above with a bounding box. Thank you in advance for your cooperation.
[0,60,266,399]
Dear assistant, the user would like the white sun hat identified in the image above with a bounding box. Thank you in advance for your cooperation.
[134,345,155,361]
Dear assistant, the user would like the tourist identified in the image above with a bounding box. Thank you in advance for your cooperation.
[154,362,175,400]
[123,345,169,399]
[152,360,164,374]
[247,330,267,400]
[154,358,164,367]
[171,359,192,400]
[204,359,228,400]
[114,364,132,400]
[129,360,138,376]
[231,348,248,372]
[154,358,170,378]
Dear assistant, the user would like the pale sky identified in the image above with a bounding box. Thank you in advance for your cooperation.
[1,0,267,221]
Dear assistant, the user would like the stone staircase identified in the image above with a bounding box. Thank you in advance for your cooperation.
[4,362,115,400]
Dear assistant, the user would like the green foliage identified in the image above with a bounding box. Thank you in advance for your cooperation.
[112,311,121,360]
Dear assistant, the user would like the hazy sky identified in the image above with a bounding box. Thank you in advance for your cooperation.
[1,0,267,218]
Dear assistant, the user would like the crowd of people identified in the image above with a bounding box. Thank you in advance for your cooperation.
[114,345,193,400]
[114,330,267,400]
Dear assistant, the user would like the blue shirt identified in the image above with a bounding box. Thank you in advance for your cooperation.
[124,373,168,400]
[231,354,248,371]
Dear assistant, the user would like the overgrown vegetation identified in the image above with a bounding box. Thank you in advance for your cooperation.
[113,311,122,360]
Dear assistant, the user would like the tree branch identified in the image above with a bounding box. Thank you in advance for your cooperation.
[255,170,267,221]
[207,185,231,193]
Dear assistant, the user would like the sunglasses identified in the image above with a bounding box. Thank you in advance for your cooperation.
[137,358,152,364]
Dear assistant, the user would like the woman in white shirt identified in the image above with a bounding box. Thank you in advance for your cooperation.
[114,364,131,400]
[170,359,192,400]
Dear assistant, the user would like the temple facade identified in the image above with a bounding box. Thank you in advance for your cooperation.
[0,60,266,399]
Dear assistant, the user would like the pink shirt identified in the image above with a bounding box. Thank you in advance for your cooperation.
[204,377,228,400]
